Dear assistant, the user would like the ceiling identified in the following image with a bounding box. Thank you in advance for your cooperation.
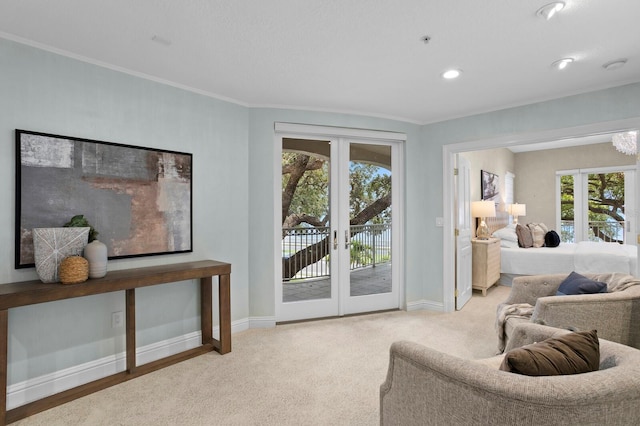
[0,0,639,125]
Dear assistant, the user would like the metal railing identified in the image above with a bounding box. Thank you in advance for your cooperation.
[560,220,625,243]
[282,223,391,280]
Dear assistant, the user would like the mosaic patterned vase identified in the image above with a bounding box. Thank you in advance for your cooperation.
[32,227,89,283]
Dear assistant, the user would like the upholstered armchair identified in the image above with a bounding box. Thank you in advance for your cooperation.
[497,272,640,352]
[380,323,640,426]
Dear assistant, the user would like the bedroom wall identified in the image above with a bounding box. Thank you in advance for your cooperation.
[460,148,515,209]
[515,142,635,228]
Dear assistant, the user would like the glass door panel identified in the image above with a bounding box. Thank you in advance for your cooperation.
[348,144,392,297]
[342,141,398,315]
[279,138,338,321]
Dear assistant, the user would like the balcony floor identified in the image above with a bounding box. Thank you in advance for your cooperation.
[282,262,391,302]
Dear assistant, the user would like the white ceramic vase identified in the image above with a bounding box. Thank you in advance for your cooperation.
[84,239,108,278]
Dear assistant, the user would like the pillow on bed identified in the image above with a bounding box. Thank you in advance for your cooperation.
[557,271,608,295]
[545,230,561,247]
[492,224,518,242]
[516,224,533,248]
[500,239,520,249]
[527,223,547,248]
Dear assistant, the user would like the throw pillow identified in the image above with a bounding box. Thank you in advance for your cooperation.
[527,223,546,248]
[516,224,533,248]
[544,230,561,247]
[499,330,600,376]
[492,224,518,242]
[500,239,519,249]
[557,271,607,295]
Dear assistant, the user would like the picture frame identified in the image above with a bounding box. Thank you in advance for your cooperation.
[15,129,193,268]
[481,170,500,201]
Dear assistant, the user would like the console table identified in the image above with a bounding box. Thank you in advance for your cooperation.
[0,259,231,425]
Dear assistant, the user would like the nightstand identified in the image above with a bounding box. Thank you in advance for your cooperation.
[471,238,501,296]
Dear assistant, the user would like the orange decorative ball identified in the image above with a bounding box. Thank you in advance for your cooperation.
[59,256,89,284]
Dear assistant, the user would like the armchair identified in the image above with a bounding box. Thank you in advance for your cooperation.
[380,323,640,426]
[497,272,640,352]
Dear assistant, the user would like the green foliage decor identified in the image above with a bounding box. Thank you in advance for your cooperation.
[64,214,99,242]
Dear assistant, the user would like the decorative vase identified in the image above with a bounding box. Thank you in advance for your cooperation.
[59,255,89,284]
[33,227,90,283]
[84,239,108,278]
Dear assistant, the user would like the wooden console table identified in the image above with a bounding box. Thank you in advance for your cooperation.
[0,259,231,425]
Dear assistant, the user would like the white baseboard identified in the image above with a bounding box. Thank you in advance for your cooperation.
[249,316,276,328]
[6,316,270,410]
[406,299,444,312]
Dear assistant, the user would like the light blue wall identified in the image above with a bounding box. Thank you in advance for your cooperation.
[0,38,250,383]
[418,82,640,302]
[2,35,640,387]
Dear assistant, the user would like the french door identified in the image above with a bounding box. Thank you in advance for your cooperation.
[276,125,403,322]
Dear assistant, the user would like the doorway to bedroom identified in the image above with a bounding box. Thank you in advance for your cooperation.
[444,121,640,313]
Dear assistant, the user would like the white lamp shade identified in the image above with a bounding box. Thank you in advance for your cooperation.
[471,200,496,218]
[509,203,527,217]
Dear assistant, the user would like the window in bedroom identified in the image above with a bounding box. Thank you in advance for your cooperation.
[557,167,635,244]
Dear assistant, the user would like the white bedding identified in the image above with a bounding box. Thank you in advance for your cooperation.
[500,241,638,276]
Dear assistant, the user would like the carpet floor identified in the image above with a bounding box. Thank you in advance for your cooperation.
[14,285,510,426]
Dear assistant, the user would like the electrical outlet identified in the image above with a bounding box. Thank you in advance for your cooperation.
[111,311,124,328]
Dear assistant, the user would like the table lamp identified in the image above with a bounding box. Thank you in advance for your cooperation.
[472,200,496,240]
[509,203,527,224]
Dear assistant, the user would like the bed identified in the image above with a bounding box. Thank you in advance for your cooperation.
[487,216,638,285]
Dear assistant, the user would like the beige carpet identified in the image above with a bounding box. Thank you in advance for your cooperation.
[14,285,510,426]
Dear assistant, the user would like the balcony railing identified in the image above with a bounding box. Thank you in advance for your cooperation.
[282,223,391,280]
[560,220,625,243]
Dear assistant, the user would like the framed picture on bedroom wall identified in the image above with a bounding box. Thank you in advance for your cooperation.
[481,170,500,202]
[15,129,193,268]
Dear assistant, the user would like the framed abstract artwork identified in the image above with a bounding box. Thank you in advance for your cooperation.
[15,129,193,268]
[481,170,500,202]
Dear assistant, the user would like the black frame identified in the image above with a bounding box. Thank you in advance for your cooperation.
[481,169,499,201]
[15,129,193,268]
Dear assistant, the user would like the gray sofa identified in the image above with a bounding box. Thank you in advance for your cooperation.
[380,323,640,426]
[497,272,640,352]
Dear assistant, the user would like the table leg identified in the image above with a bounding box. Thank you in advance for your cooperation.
[0,309,7,426]
[218,274,231,354]
[126,289,136,374]
[200,277,213,345]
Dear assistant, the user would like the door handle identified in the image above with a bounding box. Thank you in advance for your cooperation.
[333,230,338,250]
[345,230,350,249]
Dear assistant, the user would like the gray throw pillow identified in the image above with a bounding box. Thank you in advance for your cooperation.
[516,224,533,248]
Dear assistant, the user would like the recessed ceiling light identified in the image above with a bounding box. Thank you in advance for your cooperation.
[603,59,628,71]
[551,58,574,70]
[442,69,462,80]
[536,2,565,20]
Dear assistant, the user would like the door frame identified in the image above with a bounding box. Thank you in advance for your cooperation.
[274,122,406,322]
[443,117,640,312]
